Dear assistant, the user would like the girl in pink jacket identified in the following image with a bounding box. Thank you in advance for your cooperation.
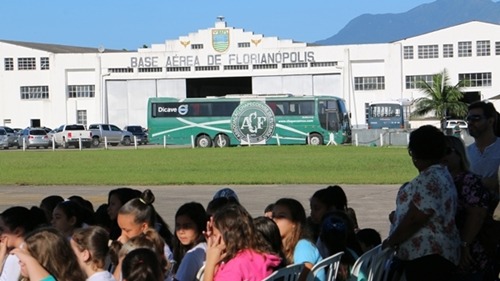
[203,203,282,281]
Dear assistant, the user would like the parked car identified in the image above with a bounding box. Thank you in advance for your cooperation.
[88,124,133,147]
[0,126,19,149]
[47,129,58,147]
[123,125,148,145]
[17,128,50,149]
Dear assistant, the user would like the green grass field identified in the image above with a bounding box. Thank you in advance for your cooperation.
[0,146,417,185]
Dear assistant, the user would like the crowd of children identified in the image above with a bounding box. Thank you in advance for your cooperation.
[0,185,382,281]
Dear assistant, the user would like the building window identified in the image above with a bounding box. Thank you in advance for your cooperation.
[18,57,36,70]
[224,65,249,70]
[138,67,163,73]
[443,44,453,58]
[418,45,439,59]
[20,86,49,99]
[403,46,414,59]
[354,76,385,91]
[253,64,278,69]
[76,110,87,126]
[238,42,250,48]
[458,41,472,57]
[191,44,203,49]
[4,58,13,71]
[166,66,191,72]
[109,68,134,73]
[405,75,434,89]
[40,57,49,70]
[195,66,219,71]
[459,72,492,87]
[282,63,308,68]
[68,85,95,98]
[477,40,490,56]
[496,42,500,55]
[310,61,338,67]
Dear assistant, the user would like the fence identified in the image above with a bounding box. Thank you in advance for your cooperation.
[351,128,474,147]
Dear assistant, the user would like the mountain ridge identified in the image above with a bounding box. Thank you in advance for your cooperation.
[316,0,500,45]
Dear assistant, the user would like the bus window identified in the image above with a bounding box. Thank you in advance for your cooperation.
[190,103,200,116]
[212,102,239,116]
[266,102,284,115]
[299,102,314,115]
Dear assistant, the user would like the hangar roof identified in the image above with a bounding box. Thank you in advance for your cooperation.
[0,39,128,54]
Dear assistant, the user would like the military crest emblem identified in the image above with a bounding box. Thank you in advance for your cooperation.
[212,29,229,52]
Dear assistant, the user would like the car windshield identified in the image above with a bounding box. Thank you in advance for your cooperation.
[127,126,142,133]
[67,125,86,130]
[0,127,14,133]
[0,130,5,135]
[30,130,47,135]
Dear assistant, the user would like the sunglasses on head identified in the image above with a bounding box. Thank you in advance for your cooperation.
[466,115,484,122]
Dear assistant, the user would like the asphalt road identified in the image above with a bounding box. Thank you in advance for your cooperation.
[0,184,399,238]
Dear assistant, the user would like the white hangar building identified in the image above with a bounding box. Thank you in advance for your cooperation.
[1,19,499,129]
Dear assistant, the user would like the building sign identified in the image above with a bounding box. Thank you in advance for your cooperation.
[230,101,276,144]
[130,51,315,68]
[212,29,230,53]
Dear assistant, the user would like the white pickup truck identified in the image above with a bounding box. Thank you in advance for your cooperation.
[52,124,92,148]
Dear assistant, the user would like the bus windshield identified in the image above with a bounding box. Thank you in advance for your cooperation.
[370,104,401,118]
[367,102,406,129]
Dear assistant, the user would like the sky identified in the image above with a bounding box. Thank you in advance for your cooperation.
[0,0,436,51]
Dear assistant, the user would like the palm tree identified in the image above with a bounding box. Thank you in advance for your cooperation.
[411,69,468,130]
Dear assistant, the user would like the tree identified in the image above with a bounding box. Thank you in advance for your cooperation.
[411,69,468,130]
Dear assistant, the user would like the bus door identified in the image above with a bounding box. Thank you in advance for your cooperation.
[318,100,340,132]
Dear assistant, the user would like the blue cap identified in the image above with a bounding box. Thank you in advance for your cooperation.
[213,188,239,202]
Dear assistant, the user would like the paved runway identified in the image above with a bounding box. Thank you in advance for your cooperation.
[0,184,399,238]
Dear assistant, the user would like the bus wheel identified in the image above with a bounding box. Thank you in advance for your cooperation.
[196,135,212,148]
[308,133,323,145]
[214,134,230,148]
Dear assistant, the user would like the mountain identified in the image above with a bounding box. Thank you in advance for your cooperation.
[316,0,500,45]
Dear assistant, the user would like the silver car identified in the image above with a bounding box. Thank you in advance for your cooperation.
[17,128,50,149]
[0,126,19,149]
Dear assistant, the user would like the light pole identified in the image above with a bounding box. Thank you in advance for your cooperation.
[97,45,107,123]
[101,73,110,123]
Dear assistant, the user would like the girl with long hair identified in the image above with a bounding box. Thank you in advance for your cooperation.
[117,190,173,281]
[70,226,115,281]
[309,186,361,256]
[51,200,85,239]
[12,227,86,281]
[117,189,173,249]
[107,188,141,240]
[0,206,46,281]
[203,204,281,281]
[172,202,207,281]
[443,135,496,280]
[272,198,324,281]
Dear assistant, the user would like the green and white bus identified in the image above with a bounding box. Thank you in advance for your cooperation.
[147,94,351,147]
